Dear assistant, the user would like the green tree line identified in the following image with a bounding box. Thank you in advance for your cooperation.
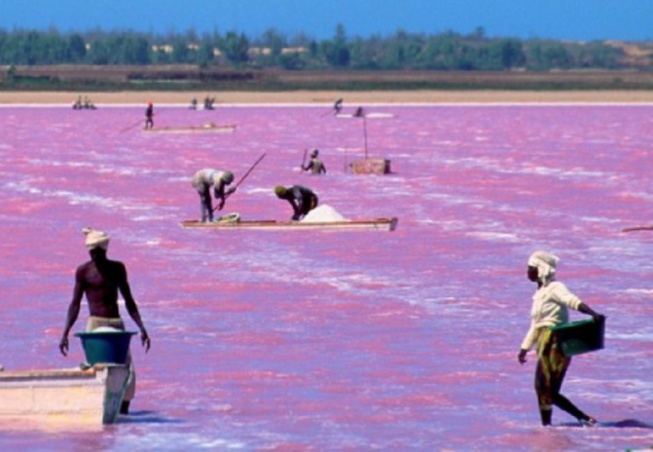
[0,25,639,71]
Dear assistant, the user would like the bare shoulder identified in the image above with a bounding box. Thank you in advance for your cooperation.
[75,260,93,275]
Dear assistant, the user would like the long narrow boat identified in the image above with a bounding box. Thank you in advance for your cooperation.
[144,123,236,134]
[622,225,653,232]
[336,112,395,119]
[180,217,399,232]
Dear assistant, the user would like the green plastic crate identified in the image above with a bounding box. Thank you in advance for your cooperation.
[74,331,137,365]
[550,318,605,357]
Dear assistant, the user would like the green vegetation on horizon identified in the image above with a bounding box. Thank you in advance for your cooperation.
[0,24,649,72]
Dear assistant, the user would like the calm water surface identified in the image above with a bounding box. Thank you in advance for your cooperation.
[0,103,652,450]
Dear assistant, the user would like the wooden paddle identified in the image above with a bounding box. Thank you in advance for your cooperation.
[622,225,653,232]
[300,148,308,171]
[119,117,145,133]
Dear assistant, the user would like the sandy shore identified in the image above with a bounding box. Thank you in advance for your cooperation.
[2,90,653,105]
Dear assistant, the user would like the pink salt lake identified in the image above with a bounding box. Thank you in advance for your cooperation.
[0,102,652,450]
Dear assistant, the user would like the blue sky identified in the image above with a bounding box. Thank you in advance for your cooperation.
[1,0,651,42]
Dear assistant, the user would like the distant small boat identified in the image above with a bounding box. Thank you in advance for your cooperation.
[336,112,395,119]
[345,114,392,175]
[622,224,653,232]
[144,123,236,134]
[350,158,392,175]
[180,217,399,232]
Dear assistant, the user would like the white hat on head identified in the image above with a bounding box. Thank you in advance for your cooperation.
[83,227,110,250]
[528,251,559,282]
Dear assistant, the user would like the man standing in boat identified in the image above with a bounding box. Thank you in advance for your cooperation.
[274,185,318,221]
[333,98,343,115]
[144,101,154,129]
[192,168,236,222]
[302,149,327,175]
[59,228,151,415]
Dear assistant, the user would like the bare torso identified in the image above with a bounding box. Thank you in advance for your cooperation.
[76,259,127,318]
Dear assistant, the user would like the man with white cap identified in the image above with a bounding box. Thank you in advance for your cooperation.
[191,168,236,222]
[59,227,151,415]
[518,251,604,427]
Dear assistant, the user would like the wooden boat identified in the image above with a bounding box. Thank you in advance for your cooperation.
[180,217,398,231]
[144,123,236,134]
[0,364,131,426]
[350,158,391,175]
[346,115,392,174]
[336,112,395,119]
[622,224,653,232]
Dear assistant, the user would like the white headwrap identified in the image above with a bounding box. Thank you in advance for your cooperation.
[83,227,110,250]
[528,251,559,282]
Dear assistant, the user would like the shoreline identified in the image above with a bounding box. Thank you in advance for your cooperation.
[2,90,653,105]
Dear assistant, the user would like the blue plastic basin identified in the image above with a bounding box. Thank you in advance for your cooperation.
[74,331,137,365]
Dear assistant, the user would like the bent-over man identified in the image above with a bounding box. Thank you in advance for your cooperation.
[191,168,236,222]
[274,185,319,221]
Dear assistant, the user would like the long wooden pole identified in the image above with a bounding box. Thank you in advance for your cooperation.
[232,153,266,190]
[300,148,308,171]
[363,115,369,160]
[622,225,653,232]
[213,153,267,212]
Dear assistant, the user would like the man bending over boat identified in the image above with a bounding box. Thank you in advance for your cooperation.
[59,228,151,415]
[192,169,236,222]
[275,185,318,221]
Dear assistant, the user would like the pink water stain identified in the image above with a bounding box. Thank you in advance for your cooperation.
[1,104,652,449]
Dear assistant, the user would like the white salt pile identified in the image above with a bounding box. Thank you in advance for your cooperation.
[92,326,123,333]
[301,205,348,222]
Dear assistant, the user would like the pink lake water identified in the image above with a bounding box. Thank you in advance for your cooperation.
[0,103,652,450]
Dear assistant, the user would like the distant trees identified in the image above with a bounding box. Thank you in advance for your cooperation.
[0,25,642,71]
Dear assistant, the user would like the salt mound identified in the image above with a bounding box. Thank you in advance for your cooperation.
[301,204,347,222]
[92,326,123,333]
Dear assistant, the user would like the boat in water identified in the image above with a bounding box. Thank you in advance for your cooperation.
[0,364,131,427]
[144,122,236,134]
[180,217,398,232]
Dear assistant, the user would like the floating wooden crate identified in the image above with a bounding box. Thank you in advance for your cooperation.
[350,158,391,175]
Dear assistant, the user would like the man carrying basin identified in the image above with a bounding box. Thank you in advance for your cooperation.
[59,227,151,415]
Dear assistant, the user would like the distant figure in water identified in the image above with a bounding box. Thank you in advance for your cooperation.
[191,169,236,222]
[518,251,604,427]
[274,185,318,221]
[302,149,327,175]
[189,98,198,110]
[145,101,154,129]
[59,228,151,415]
[333,98,343,115]
[354,106,365,117]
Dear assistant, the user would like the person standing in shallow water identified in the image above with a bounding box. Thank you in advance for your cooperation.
[145,101,154,129]
[518,251,604,427]
[59,228,151,415]
[302,149,327,175]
